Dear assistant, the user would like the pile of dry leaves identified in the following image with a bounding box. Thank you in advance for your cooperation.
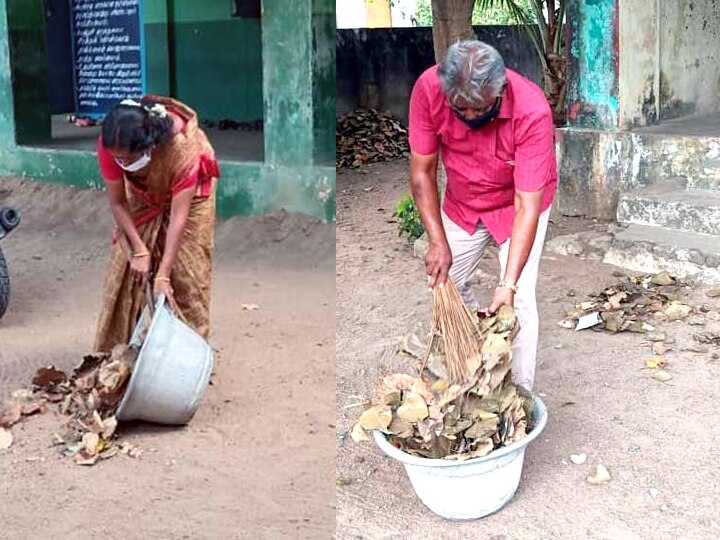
[351,306,535,461]
[336,109,409,169]
[559,271,718,334]
[0,344,141,465]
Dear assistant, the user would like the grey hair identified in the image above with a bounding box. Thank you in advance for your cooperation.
[438,40,507,106]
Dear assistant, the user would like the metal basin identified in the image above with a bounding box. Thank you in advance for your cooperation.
[116,294,214,425]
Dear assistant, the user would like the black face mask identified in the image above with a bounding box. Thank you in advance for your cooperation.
[453,99,501,129]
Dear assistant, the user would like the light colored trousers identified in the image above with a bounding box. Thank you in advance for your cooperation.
[441,207,551,391]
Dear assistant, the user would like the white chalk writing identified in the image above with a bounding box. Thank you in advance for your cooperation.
[71,0,143,110]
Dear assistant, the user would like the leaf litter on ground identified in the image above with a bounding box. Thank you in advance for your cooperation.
[352,280,535,461]
[336,109,409,169]
[0,344,140,466]
[560,272,701,336]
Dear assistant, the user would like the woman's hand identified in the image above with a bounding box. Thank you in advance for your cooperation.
[153,277,179,313]
[130,253,151,285]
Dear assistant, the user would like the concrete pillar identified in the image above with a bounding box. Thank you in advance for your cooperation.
[143,1,172,97]
[0,0,16,149]
[312,0,336,165]
[566,0,620,129]
[262,0,314,167]
[6,0,51,144]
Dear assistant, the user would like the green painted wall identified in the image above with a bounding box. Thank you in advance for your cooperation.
[167,0,263,122]
[6,0,50,144]
[0,0,335,223]
[312,0,335,166]
[143,1,171,97]
[263,0,313,166]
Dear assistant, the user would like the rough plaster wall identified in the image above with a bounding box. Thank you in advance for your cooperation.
[618,0,658,128]
[566,0,619,129]
[659,0,720,119]
[556,127,720,219]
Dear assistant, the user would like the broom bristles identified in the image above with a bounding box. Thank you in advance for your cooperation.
[424,278,481,384]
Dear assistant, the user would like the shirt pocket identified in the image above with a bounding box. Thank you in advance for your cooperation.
[440,128,475,156]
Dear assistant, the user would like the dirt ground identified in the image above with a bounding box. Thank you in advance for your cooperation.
[0,179,335,539]
[336,161,720,540]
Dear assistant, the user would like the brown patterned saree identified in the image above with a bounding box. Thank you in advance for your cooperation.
[94,96,219,353]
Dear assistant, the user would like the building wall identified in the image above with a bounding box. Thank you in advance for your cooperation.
[313,0,336,166]
[658,0,720,120]
[0,0,335,223]
[618,0,658,128]
[336,25,543,124]
[145,0,263,123]
[618,0,720,128]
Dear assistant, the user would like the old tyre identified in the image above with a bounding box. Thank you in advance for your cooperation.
[0,247,8,320]
[0,207,20,232]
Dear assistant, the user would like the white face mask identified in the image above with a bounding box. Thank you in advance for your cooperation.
[116,151,151,172]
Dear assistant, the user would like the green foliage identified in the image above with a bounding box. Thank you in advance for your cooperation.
[393,193,425,242]
[412,0,534,27]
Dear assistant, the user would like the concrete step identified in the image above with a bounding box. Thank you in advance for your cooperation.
[617,188,720,236]
[603,224,720,284]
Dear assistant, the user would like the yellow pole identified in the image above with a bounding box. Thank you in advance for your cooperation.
[365,0,392,28]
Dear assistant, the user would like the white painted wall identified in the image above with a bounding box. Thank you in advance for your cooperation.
[336,0,368,29]
[335,0,417,28]
[619,0,720,128]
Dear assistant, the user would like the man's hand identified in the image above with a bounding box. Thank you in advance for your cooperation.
[486,286,515,314]
[426,240,452,289]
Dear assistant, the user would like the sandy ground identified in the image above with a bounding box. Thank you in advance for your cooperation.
[0,179,335,539]
[336,161,720,540]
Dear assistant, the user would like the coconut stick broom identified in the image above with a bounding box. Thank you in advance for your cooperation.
[420,278,481,385]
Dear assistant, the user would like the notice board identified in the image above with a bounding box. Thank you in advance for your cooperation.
[70,0,146,118]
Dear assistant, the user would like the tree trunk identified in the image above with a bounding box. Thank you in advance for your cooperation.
[430,0,476,192]
[431,0,476,63]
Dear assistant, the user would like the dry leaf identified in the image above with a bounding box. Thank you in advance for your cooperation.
[32,366,67,390]
[388,416,415,438]
[587,464,612,485]
[118,442,142,458]
[0,427,13,449]
[350,422,369,443]
[396,392,429,423]
[650,271,674,286]
[445,439,494,461]
[608,292,627,310]
[74,450,99,466]
[645,357,667,369]
[82,432,102,456]
[11,389,34,400]
[400,333,426,360]
[664,302,692,321]
[358,405,392,432]
[0,401,22,428]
